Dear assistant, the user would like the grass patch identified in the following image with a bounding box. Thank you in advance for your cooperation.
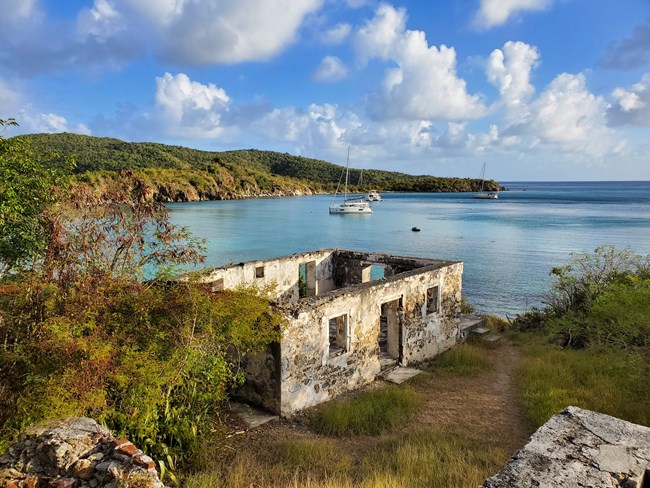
[273,439,354,478]
[516,335,650,427]
[183,427,507,488]
[310,385,422,436]
[365,428,508,488]
[429,343,494,377]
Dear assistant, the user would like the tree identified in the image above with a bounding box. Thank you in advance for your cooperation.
[41,171,205,285]
[0,120,73,274]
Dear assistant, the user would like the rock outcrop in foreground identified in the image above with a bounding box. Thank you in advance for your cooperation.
[0,418,166,488]
[481,406,650,488]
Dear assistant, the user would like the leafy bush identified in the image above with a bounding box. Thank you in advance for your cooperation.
[546,245,650,316]
[310,386,421,436]
[0,277,282,460]
[0,127,73,273]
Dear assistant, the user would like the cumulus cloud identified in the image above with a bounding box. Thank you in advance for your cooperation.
[527,73,615,156]
[313,56,348,82]
[321,23,352,45]
[487,41,539,114]
[600,20,650,70]
[355,3,407,64]
[159,0,323,64]
[608,74,650,126]
[356,4,486,121]
[155,72,231,138]
[473,0,553,30]
[0,77,89,135]
[1,0,325,74]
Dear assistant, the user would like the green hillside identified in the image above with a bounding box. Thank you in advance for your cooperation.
[22,133,503,201]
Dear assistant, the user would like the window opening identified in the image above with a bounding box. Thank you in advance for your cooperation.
[329,314,348,356]
[255,265,265,278]
[380,298,402,362]
[370,264,386,280]
[211,278,224,293]
[426,286,439,314]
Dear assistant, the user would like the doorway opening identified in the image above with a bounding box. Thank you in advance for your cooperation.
[379,297,403,368]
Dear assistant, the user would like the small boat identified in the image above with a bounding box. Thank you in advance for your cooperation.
[411,227,421,232]
[366,190,382,202]
[329,148,372,214]
[473,162,499,199]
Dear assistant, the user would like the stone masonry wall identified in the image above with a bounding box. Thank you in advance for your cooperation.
[198,250,337,303]
[0,418,166,488]
[401,262,463,364]
[277,261,463,415]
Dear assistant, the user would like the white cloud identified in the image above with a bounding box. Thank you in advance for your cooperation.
[122,0,185,26]
[0,77,89,136]
[487,41,539,114]
[528,73,616,155]
[608,74,650,126]
[313,56,348,82]
[1,0,326,74]
[155,72,231,138]
[159,0,324,64]
[473,0,553,29]
[356,5,486,121]
[355,4,407,64]
[77,0,123,40]
[321,23,352,45]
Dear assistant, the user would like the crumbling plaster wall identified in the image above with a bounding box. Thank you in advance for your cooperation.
[401,261,463,364]
[199,250,337,302]
[277,260,463,415]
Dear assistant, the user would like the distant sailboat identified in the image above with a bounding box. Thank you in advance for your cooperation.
[329,147,372,214]
[473,163,499,200]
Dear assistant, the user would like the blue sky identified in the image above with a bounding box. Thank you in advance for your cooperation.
[1,0,649,180]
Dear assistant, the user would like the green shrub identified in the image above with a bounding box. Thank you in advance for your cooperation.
[310,386,421,436]
[0,280,282,461]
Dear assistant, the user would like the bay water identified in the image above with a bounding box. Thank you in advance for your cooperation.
[167,181,650,317]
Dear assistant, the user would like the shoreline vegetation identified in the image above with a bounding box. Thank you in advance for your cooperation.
[2,126,648,487]
[23,133,505,202]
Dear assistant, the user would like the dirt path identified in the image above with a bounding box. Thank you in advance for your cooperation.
[411,339,533,454]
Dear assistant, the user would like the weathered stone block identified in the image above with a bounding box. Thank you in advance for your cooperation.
[481,407,650,488]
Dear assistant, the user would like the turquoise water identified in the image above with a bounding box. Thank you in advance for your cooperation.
[167,181,650,316]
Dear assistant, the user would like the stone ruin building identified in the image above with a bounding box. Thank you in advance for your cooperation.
[199,249,463,416]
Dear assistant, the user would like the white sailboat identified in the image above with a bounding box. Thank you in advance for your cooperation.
[473,162,499,200]
[329,147,372,214]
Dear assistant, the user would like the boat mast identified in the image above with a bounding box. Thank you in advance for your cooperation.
[344,146,350,200]
[479,162,486,192]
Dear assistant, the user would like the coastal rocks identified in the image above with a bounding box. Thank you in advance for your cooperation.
[480,406,650,488]
[0,418,167,488]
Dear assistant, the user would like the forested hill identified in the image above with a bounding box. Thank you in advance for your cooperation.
[22,132,504,202]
